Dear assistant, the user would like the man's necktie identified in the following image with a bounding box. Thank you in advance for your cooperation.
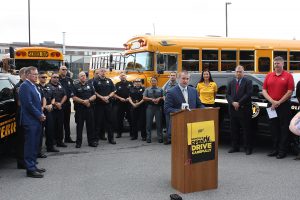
[182,88,188,103]
[236,80,240,93]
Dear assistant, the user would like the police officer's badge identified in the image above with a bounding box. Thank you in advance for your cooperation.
[252,102,260,118]
[59,85,62,89]
[87,85,90,89]
[107,80,109,84]
[68,81,71,85]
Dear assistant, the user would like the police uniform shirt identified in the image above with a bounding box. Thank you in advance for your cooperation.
[59,76,74,99]
[38,84,53,105]
[129,86,145,103]
[115,81,133,99]
[49,83,66,103]
[93,77,115,101]
[72,82,95,109]
[143,86,163,105]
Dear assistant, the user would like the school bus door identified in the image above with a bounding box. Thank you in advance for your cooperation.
[255,49,273,73]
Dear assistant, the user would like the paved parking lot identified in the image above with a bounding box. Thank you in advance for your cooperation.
[1,116,300,200]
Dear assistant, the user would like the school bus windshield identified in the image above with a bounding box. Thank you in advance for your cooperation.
[15,60,62,71]
[124,52,154,71]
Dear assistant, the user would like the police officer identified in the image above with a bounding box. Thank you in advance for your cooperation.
[128,78,146,140]
[163,71,178,145]
[89,69,106,140]
[35,72,48,158]
[49,73,67,148]
[93,68,116,144]
[143,77,164,143]
[114,71,133,138]
[37,72,59,153]
[13,67,27,169]
[59,66,75,143]
[72,71,97,148]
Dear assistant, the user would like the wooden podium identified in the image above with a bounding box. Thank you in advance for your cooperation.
[171,108,219,193]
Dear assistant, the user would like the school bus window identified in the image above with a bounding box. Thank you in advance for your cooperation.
[258,57,270,72]
[240,50,254,71]
[221,50,236,71]
[202,50,218,71]
[182,50,199,71]
[157,54,178,72]
[274,51,287,70]
[125,52,153,71]
[15,60,61,71]
[290,51,300,70]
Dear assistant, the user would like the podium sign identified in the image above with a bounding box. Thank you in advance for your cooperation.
[171,108,219,193]
[187,120,215,164]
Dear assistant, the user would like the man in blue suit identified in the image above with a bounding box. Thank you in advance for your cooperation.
[19,66,46,178]
[164,71,205,144]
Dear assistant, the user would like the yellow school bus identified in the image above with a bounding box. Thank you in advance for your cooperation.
[90,35,300,87]
[14,47,64,74]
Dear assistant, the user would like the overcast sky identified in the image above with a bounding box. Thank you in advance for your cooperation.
[1,0,300,48]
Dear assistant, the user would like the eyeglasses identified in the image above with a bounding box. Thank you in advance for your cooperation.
[61,69,67,71]
[52,76,59,79]
[40,76,47,79]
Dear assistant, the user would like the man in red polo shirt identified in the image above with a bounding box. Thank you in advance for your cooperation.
[262,56,294,159]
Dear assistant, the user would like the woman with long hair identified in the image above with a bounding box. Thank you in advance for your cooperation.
[196,69,217,107]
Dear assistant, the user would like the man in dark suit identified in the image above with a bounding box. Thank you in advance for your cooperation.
[19,66,46,178]
[164,71,205,144]
[226,65,253,155]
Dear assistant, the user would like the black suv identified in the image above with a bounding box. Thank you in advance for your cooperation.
[0,73,18,152]
[164,72,300,137]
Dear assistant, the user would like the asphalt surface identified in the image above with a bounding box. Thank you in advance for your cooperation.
[1,115,300,200]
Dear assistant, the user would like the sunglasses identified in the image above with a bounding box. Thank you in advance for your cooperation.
[40,76,47,79]
[61,69,67,71]
[52,76,59,79]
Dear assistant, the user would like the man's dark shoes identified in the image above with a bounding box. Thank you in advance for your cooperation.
[57,142,67,147]
[36,168,46,173]
[147,139,151,143]
[88,142,98,147]
[158,139,163,143]
[17,162,26,169]
[267,150,278,157]
[47,147,60,152]
[245,148,252,155]
[108,140,116,144]
[276,153,286,159]
[116,133,122,138]
[65,138,75,143]
[75,144,81,148]
[142,137,146,141]
[27,170,43,178]
[228,148,240,153]
[38,153,47,158]
[131,137,137,140]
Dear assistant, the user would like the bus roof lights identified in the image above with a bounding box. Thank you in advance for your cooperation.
[21,52,26,56]
[138,39,147,47]
[51,52,56,57]
[123,43,130,50]
[56,52,60,57]
[16,52,21,57]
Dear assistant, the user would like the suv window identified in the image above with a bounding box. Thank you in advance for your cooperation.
[0,79,14,101]
[212,75,235,95]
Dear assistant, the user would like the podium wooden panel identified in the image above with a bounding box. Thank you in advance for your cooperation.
[171,108,219,193]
